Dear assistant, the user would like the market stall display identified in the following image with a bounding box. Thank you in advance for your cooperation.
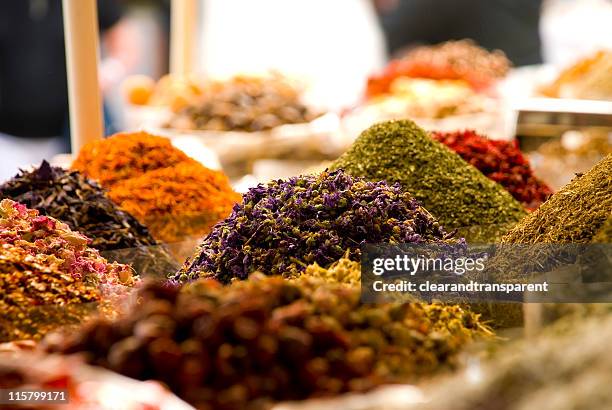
[366,39,510,98]
[0,199,133,342]
[1,1,610,406]
[44,276,490,409]
[331,120,526,243]
[108,161,240,244]
[175,169,459,283]
[430,130,553,210]
[0,161,178,276]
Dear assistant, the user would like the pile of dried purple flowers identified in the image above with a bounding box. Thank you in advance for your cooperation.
[175,170,460,283]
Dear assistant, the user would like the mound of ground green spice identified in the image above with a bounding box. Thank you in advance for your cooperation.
[471,156,611,328]
[0,161,178,276]
[331,120,526,242]
[175,169,461,283]
[502,154,611,244]
[45,275,490,409]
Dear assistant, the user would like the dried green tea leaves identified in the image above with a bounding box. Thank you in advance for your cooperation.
[44,275,490,409]
[502,154,611,244]
[331,120,526,242]
[0,161,178,276]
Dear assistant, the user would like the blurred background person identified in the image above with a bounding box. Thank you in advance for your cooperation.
[376,0,543,66]
[0,0,140,178]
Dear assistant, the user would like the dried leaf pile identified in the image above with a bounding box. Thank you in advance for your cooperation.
[0,199,133,341]
[0,161,178,276]
[45,275,490,409]
[331,120,526,243]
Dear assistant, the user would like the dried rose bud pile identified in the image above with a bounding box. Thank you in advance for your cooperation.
[175,169,460,283]
[44,276,490,409]
[0,199,133,341]
[431,130,553,210]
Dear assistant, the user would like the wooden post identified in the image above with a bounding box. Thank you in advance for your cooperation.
[170,0,197,76]
[62,0,104,152]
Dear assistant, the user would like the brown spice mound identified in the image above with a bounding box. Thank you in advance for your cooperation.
[72,131,195,188]
[502,154,611,244]
[108,162,240,243]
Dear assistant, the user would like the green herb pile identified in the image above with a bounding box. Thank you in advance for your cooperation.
[502,154,611,244]
[44,275,490,409]
[331,120,526,242]
[0,161,178,276]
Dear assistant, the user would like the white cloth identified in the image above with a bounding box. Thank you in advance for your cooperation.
[198,0,386,110]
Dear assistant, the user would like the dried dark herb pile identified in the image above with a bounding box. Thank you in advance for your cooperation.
[175,169,460,283]
[417,313,612,410]
[431,130,553,210]
[108,162,241,244]
[501,154,611,244]
[44,275,490,409]
[72,131,195,188]
[0,199,133,341]
[0,161,178,276]
[331,120,526,243]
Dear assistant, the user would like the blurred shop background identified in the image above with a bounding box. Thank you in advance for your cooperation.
[0,0,611,183]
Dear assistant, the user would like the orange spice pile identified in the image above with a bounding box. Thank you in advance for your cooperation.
[108,162,240,243]
[72,131,195,188]
[72,131,240,244]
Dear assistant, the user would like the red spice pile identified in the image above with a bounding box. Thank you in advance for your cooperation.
[431,130,553,210]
